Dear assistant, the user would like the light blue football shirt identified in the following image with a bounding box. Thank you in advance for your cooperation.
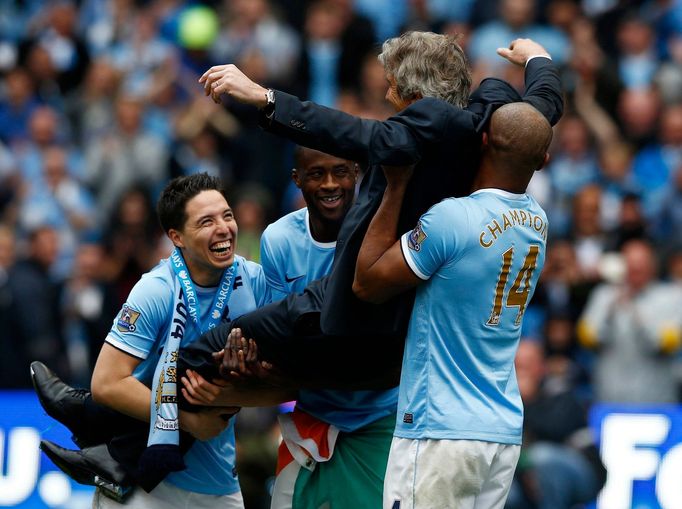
[261,208,398,432]
[395,189,548,445]
[106,255,270,495]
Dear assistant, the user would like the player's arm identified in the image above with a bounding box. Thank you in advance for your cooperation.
[353,165,422,304]
[91,344,231,439]
[181,369,297,407]
[91,343,151,421]
[91,279,170,422]
[92,282,236,440]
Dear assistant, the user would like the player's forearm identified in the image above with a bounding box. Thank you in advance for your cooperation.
[91,343,152,422]
[91,375,152,423]
[353,178,409,302]
[212,382,297,407]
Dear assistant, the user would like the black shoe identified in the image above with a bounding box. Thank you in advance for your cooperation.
[30,361,92,448]
[40,441,132,502]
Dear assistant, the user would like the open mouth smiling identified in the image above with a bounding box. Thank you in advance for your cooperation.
[209,239,232,255]
[320,195,342,206]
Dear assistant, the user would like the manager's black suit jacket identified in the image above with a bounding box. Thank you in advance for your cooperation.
[263,57,563,338]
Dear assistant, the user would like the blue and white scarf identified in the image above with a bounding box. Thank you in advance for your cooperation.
[138,248,237,487]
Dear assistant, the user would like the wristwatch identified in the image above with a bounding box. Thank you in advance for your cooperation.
[263,88,275,116]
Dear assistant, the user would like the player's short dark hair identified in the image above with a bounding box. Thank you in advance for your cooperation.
[488,103,553,176]
[156,173,227,233]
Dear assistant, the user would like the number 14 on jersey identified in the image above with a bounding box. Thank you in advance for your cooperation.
[487,244,540,327]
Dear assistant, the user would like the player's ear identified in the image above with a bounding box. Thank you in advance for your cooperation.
[167,229,184,248]
[291,168,302,189]
[481,132,489,149]
[536,152,550,172]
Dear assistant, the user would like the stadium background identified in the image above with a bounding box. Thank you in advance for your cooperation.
[1,0,681,507]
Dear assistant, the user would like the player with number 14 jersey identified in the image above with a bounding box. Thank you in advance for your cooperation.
[397,189,547,444]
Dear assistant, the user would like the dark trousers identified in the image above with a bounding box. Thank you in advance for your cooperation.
[82,281,404,490]
[181,280,405,387]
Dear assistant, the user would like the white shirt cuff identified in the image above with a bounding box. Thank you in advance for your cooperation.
[525,55,552,67]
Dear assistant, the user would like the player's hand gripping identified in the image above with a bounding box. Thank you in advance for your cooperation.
[179,406,239,441]
[381,164,415,190]
[180,369,230,406]
[199,64,269,106]
[214,328,274,380]
[497,38,551,66]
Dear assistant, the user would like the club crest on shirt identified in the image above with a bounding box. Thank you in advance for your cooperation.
[155,370,164,410]
[407,221,427,251]
[117,304,141,333]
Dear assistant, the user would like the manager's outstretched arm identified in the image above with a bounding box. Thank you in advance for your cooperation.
[198,38,562,168]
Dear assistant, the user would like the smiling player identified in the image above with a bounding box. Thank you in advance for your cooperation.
[261,147,358,300]
[38,173,271,508]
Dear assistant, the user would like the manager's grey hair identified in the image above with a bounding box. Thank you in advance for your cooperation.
[378,31,472,108]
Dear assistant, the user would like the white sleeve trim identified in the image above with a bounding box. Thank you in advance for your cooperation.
[525,55,552,67]
[105,334,148,360]
[400,234,429,280]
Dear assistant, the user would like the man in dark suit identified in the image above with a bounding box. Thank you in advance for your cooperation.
[35,32,562,496]
[187,33,563,384]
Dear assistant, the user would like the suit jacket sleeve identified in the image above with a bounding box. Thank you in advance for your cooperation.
[262,91,461,167]
[261,57,562,165]
[521,57,564,125]
[468,57,563,130]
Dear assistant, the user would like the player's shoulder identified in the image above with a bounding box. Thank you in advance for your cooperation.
[123,259,174,322]
[262,208,307,245]
[135,259,174,299]
[234,255,270,303]
[425,196,471,222]
[528,194,548,220]
[412,198,471,249]
[469,189,544,210]
[235,255,264,278]
[235,256,268,293]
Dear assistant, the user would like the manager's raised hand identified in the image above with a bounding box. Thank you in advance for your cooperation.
[199,64,268,107]
[496,38,551,66]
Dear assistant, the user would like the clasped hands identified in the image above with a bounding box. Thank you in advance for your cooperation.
[180,328,277,407]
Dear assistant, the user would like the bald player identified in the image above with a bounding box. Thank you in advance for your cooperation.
[353,103,553,509]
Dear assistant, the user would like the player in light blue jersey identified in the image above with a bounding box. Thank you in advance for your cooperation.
[353,103,554,509]
[259,146,398,508]
[38,174,271,509]
[260,146,355,301]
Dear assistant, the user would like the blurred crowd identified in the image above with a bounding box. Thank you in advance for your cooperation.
[1,0,682,507]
